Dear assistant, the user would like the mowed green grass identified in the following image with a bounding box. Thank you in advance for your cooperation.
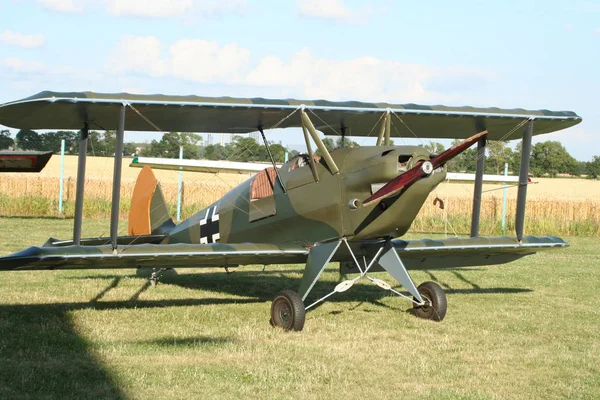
[0,218,598,400]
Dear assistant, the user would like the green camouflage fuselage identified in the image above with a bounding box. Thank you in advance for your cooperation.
[169,145,446,246]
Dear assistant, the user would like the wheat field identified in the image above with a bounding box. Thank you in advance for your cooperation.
[1,155,599,236]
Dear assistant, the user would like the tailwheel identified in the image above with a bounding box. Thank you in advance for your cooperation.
[270,290,305,331]
[413,281,447,321]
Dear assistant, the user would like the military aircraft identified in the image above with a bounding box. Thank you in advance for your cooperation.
[0,91,581,331]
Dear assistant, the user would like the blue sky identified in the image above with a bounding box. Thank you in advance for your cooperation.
[0,0,598,159]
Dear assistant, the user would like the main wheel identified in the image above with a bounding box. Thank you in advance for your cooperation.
[270,290,305,331]
[413,281,447,321]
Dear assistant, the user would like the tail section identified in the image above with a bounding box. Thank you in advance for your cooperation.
[128,166,175,236]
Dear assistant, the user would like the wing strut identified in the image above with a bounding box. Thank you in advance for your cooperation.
[470,136,487,237]
[110,105,126,250]
[376,110,391,146]
[73,122,89,245]
[516,120,534,241]
[300,109,339,174]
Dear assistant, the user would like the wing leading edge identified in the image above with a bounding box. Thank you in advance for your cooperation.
[0,242,309,271]
[340,235,568,273]
[1,235,567,272]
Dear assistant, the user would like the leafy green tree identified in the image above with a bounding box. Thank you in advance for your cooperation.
[446,139,477,172]
[421,141,445,155]
[509,141,522,173]
[486,140,513,175]
[40,130,78,153]
[87,131,110,156]
[268,143,287,163]
[16,129,42,150]
[142,132,202,159]
[587,156,600,179]
[123,142,137,156]
[571,161,587,177]
[335,137,360,148]
[530,141,577,177]
[322,138,335,152]
[0,130,14,150]
[230,136,263,161]
[207,144,235,160]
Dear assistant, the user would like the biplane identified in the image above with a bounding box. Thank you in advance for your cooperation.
[0,91,581,331]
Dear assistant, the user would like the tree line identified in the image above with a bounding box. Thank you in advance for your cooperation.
[1,129,598,179]
[429,139,600,179]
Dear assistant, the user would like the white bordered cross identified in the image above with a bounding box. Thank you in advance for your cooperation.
[199,204,220,244]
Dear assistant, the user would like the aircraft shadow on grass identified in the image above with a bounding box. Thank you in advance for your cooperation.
[0,269,531,399]
[71,268,533,309]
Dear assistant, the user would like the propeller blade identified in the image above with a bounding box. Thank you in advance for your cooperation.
[430,130,487,168]
[362,130,488,206]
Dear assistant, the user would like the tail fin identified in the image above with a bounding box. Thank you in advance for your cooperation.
[128,166,175,236]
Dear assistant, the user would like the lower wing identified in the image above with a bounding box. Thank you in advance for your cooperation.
[341,235,568,273]
[0,242,308,271]
[0,235,567,272]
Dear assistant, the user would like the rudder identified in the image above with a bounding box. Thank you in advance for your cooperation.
[128,166,175,236]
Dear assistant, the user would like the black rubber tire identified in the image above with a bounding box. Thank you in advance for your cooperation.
[413,281,447,321]
[270,290,306,331]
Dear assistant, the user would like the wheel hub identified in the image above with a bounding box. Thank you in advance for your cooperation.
[278,303,291,324]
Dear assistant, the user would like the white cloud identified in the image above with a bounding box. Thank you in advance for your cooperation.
[170,40,250,82]
[105,0,194,17]
[105,36,492,104]
[0,57,46,73]
[246,48,490,103]
[104,0,245,18]
[34,0,245,18]
[297,0,369,23]
[595,28,600,35]
[107,36,167,76]
[36,0,82,13]
[0,30,45,48]
[106,36,250,83]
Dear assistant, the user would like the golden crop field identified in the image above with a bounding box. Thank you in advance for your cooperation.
[1,155,599,236]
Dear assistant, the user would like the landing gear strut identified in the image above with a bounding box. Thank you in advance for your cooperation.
[270,238,449,331]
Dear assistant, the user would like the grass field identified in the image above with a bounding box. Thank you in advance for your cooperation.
[0,218,598,399]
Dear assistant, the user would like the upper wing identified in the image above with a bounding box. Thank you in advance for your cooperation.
[0,91,581,140]
[341,235,568,273]
[0,242,308,271]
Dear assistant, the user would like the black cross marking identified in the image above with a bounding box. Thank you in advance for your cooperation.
[199,205,220,244]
